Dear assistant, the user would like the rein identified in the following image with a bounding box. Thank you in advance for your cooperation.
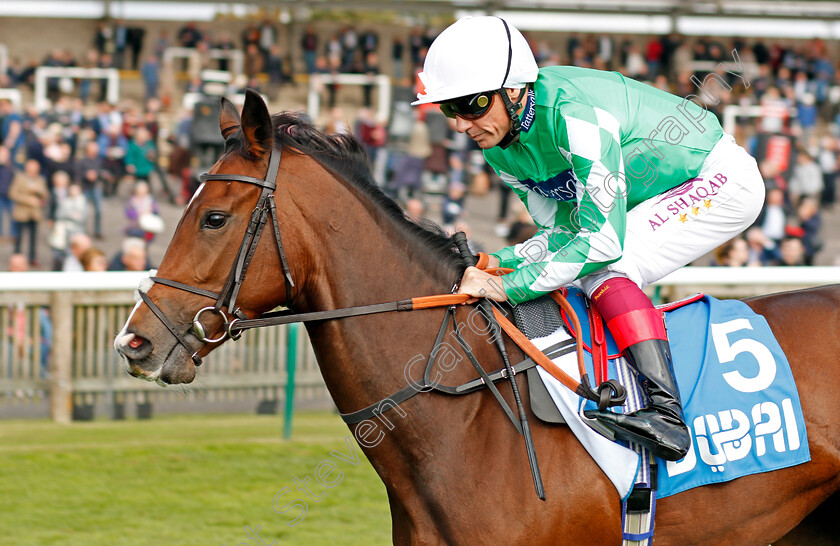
[140,144,624,415]
[138,142,628,501]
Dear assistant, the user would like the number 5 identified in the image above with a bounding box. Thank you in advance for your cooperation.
[710,319,777,393]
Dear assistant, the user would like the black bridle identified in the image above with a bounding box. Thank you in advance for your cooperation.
[136,141,467,366]
[138,146,294,365]
[137,144,459,366]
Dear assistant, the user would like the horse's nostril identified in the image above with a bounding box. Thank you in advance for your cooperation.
[117,332,153,360]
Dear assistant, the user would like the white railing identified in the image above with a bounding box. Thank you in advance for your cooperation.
[0,88,22,109]
[651,265,840,301]
[2,267,837,422]
[181,90,269,111]
[0,271,323,423]
[0,271,148,291]
[657,265,840,287]
[3,267,836,294]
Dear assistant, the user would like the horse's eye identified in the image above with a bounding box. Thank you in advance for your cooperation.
[204,213,227,229]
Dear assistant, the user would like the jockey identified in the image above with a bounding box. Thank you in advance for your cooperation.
[413,16,765,461]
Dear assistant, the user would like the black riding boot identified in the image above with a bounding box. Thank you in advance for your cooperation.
[584,339,691,461]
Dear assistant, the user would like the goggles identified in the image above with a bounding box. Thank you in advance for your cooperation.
[438,91,497,120]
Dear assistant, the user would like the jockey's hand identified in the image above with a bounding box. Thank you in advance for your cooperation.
[458,266,508,305]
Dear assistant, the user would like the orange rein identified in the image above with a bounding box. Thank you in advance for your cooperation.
[408,255,588,396]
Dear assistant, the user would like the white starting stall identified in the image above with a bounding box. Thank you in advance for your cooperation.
[0,44,8,82]
[722,104,799,135]
[688,60,761,85]
[34,66,120,110]
[0,88,22,109]
[307,73,392,124]
[162,46,244,78]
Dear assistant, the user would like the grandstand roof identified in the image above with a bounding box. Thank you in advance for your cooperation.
[113,0,840,21]
[7,1,839,21]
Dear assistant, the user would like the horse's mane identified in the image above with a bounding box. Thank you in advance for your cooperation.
[266,111,465,272]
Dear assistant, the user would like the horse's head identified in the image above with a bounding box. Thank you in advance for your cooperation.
[115,90,292,384]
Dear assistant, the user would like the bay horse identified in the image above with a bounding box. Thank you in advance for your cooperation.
[115,90,840,545]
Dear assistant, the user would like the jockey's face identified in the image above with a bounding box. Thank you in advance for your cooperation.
[453,88,523,149]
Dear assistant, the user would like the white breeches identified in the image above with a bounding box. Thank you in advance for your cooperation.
[581,134,765,297]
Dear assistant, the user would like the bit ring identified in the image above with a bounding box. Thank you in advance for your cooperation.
[192,307,229,343]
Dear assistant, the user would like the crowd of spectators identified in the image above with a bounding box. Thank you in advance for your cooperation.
[1,18,839,275]
[398,32,840,266]
[0,90,161,272]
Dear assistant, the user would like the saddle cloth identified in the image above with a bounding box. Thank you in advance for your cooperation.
[520,289,811,499]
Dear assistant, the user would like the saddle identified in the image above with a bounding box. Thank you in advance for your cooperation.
[512,288,709,425]
[511,291,610,426]
[511,295,572,424]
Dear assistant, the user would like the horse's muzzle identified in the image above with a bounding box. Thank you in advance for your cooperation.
[115,331,197,385]
[115,332,153,361]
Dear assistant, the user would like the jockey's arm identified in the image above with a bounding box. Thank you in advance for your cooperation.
[475,106,628,304]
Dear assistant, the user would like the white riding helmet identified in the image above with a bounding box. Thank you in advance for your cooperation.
[412,16,539,106]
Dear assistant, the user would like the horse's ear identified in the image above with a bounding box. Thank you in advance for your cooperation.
[219,97,240,140]
[239,89,273,158]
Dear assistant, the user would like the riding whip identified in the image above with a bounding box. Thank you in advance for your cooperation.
[454,232,546,501]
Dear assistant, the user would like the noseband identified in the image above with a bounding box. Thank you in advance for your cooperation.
[137,146,294,365]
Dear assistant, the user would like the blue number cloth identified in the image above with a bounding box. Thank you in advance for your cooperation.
[562,290,810,498]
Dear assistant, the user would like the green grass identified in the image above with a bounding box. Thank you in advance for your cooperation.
[0,412,391,545]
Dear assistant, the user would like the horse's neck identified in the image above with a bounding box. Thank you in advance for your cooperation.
[301,219,489,532]
[283,156,458,315]
[286,167,518,533]
[293,180,460,409]
[300,223,452,313]
[288,184,593,541]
